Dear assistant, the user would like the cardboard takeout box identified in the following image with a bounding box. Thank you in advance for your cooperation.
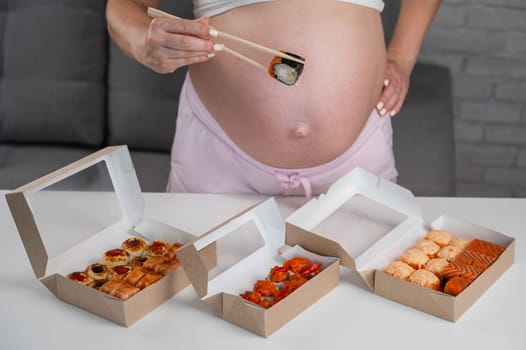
[285,167,515,321]
[6,146,215,326]
[177,198,340,337]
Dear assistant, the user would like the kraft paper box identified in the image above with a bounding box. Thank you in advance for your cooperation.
[177,198,340,337]
[285,167,515,322]
[6,146,215,327]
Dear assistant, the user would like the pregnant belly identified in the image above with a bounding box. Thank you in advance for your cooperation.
[189,0,387,168]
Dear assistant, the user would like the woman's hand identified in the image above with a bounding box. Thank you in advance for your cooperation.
[376,0,442,116]
[376,57,411,117]
[134,16,220,73]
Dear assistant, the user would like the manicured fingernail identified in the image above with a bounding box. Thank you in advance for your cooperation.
[380,108,387,115]
[390,110,397,117]
[207,53,215,58]
[376,102,384,110]
[384,79,390,87]
[213,43,223,51]
[209,28,218,37]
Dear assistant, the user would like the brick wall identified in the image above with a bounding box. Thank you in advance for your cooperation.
[419,0,526,197]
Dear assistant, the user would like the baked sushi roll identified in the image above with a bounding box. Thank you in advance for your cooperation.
[101,279,139,300]
[269,265,290,283]
[157,259,181,275]
[67,271,92,285]
[164,242,183,260]
[135,272,162,290]
[424,230,452,247]
[110,265,132,280]
[87,279,108,290]
[414,239,440,257]
[283,256,310,273]
[141,256,167,274]
[302,263,321,279]
[130,255,149,268]
[268,51,305,86]
[437,245,462,261]
[450,238,470,250]
[121,237,147,257]
[85,263,111,280]
[259,298,276,309]
[424,258,449,278]
[408,269,441,291]
[384,261,415,281]
[102,248,130,266]
[284,271,307,292]
[400,248,429,269]
[144,240,169,257]
[253,280,278,298]
[100,279,122,295]
[124,267,148,286]
[114,283,140,300]
[240,291,262,305]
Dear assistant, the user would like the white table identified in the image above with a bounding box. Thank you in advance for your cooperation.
[0,192,524,350]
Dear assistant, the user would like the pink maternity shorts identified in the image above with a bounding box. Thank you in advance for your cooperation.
[167,74,398,197]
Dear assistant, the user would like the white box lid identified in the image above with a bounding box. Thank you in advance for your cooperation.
[178,198,287,299]
[6,146,146,279]
[286,167,425,289]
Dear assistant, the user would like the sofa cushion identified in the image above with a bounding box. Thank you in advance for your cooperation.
[0,144,171,192]
[129,150,171,192]
[0,0,106,146]
[107,45,186,153]
[0,1,8,133]
[107,2,195,153]
[0,144,94,190]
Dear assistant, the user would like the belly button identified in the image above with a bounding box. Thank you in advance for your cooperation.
[292,122,311,138]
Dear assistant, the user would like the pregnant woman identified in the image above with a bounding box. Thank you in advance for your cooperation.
[106,0,440,197]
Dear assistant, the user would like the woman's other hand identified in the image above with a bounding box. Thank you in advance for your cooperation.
[377,0,442,117]
[376,57,410,117]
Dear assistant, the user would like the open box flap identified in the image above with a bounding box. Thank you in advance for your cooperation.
[287,167,421,230]
[285,222,357,268]
[285,167,424,289]
[178,198,285,299]
[5,146,144,279]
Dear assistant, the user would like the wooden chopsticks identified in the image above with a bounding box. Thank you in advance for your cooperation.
[214,30,305,65]
[220,46,268,72]
[146,7,306,68]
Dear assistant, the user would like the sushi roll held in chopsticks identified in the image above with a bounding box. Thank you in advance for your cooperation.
[269,51,305,86]
[147,8,306,86]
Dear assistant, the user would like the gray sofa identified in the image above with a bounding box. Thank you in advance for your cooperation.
[0,0,455,196]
